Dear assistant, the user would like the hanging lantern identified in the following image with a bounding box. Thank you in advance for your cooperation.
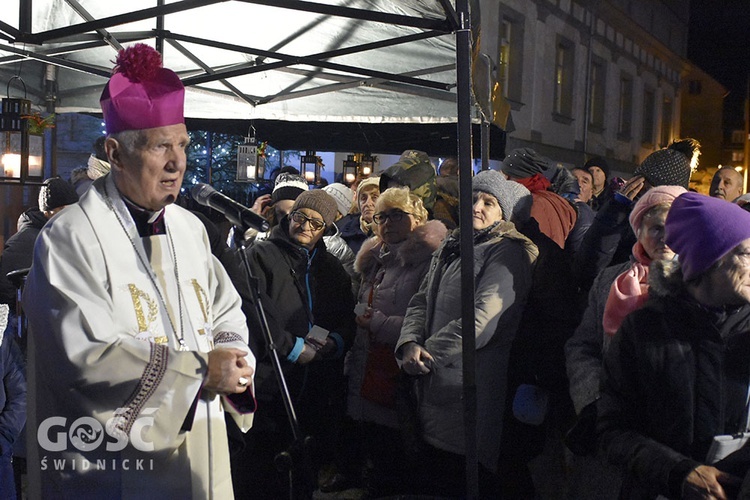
[342,154,358,186]
[360,153,377,177]
[236,126,266,182]
[0,77,45,183]
[301,150,322,185]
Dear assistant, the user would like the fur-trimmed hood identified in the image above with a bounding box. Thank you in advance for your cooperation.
[648,259,688,299]
[354,219,447,274]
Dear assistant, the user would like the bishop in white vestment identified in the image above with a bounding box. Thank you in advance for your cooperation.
[22,44,255,499]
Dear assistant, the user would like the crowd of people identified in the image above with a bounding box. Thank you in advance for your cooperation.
[3,43,750,500]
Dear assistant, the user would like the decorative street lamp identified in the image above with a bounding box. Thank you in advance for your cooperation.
[236,126,266,182]
[0,78,44,184]
[342,154,358,185]
[301,150,322,185]
[359,153,376,177]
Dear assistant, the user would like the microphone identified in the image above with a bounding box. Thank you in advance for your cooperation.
[191,183,270,232]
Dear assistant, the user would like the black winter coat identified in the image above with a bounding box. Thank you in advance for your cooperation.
[0,315,25,458]
[245,217,356,403]
[0,208,47,308]
[598,288,750,499]
[573,197,636,309]
[335,213,369,255]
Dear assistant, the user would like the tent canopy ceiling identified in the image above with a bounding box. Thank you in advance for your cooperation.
[0,0,503,156]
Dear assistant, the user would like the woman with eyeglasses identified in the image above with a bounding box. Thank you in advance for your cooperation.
[395,170,539,497]
[323,187,447,495]
[243,190,356,498]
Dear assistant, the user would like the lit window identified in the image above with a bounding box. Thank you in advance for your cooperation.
[554,39,574,118]
[660,97,673,147]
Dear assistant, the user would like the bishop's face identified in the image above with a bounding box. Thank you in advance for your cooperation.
[109,123,190,211]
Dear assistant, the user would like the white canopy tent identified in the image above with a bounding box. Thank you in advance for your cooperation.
[0,2,501,494]
[0,1,486,123]
[0,0,511,156]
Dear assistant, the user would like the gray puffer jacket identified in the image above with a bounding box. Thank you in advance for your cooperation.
[396,221,538,472]
[322,223,356,281]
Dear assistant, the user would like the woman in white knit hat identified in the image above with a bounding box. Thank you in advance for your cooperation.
[336,177,380,254]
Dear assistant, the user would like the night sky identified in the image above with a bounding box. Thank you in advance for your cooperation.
[688,0,750,125]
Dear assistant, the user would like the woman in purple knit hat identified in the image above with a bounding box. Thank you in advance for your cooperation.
[598,192,750,499]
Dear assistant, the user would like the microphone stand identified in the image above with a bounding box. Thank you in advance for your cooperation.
[234,228,314,499]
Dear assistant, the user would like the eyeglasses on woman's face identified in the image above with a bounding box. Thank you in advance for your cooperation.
[372,210,411,225]
[290,210,325,231]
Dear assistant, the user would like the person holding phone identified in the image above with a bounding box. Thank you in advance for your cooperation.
[244,190,355,498]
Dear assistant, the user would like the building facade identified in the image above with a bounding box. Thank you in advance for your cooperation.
[481,0,690,176]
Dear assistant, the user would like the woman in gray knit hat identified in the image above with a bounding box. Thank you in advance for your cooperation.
[395,169,539,496]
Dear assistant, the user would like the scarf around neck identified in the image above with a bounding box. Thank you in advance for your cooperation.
[441,222,500,264]
[602,241,652,337]
[516,173,551,193]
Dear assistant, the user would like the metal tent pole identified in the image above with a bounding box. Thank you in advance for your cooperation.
[479,53,493,171]
[456,0,478,497]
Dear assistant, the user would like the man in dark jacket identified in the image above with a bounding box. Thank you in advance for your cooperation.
[0,177,79,309]
[237,190,356,499]
[586,156,611,212]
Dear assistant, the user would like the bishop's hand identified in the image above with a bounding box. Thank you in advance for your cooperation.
[203,347,254,394]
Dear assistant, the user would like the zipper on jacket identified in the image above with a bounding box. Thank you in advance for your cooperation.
[305,248,317,329]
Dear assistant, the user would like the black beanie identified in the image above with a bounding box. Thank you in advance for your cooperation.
[38,177,79,212]
[501,148,549,179]
[272,173,308,203]
[584,156,610,179]
[634,149,691,189]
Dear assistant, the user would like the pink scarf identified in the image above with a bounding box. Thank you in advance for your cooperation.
[602,242,652,337]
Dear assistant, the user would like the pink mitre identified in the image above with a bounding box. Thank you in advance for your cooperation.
[100,43,185,134]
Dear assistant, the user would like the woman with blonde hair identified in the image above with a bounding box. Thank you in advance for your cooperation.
[325,187,447,495]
